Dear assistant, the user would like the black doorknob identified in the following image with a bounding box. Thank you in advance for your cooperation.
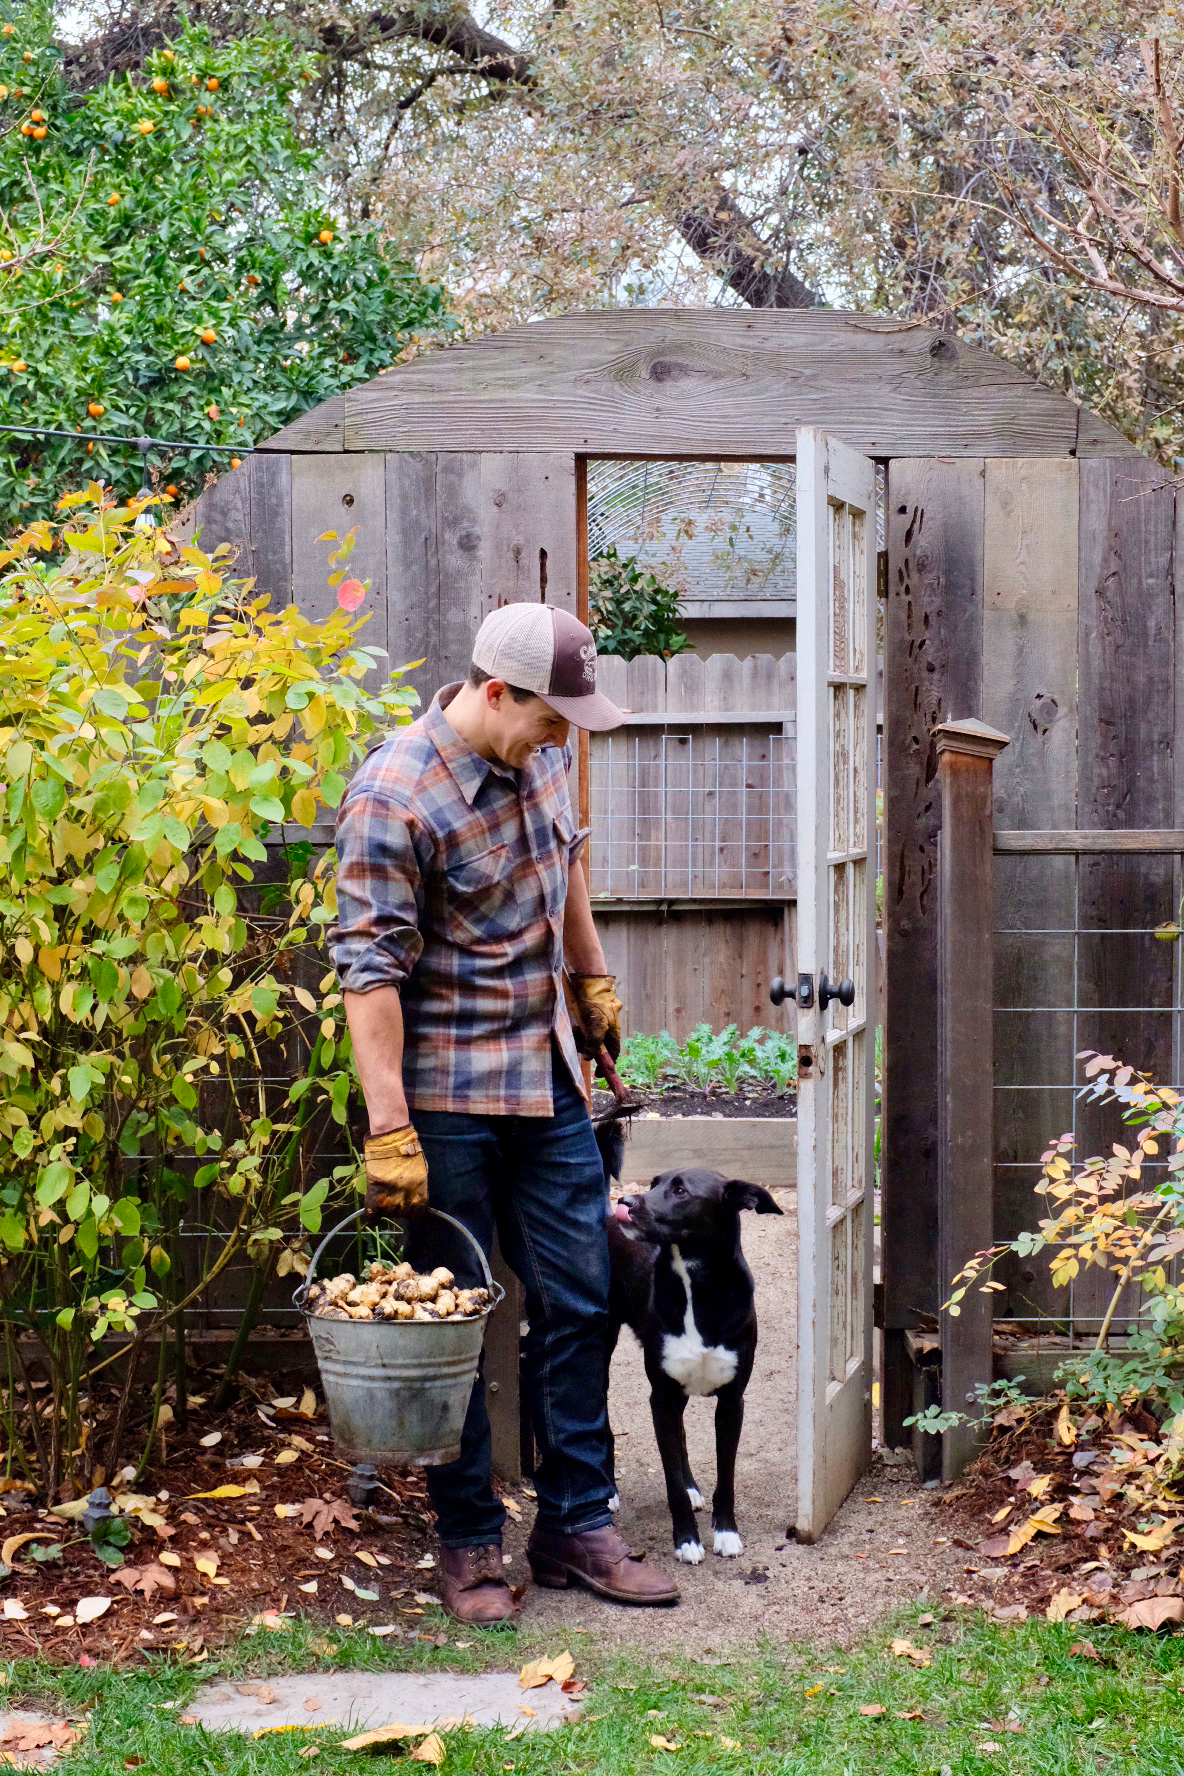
[818,973,855,1011]
[769,976,790,1007]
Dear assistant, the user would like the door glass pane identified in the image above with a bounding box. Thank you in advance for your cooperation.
[850,510,867,676]
[831,688,850,853]
[849,1198,866,1366]
[830,502,849,674]
[830,1038,849,1207]
[830,1216,848,1384]
[852,685,868,853]
[851,857,867,1022]
[832,861,850,1033]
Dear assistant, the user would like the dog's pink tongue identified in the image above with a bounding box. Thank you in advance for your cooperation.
[611,1200,633,1223]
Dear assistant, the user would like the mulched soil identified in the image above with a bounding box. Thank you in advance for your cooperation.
[0,1371,446,1663]
[939,1397,1184,1632]
[592,1084,797,1120]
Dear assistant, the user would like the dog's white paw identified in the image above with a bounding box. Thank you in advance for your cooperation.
[713,1529,744,1558]
[675,1539,705,1565]
[686,1486,704,1510]
[607,1491,620,1512]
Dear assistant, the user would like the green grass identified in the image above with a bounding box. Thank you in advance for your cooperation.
[7,1608,1184,1773]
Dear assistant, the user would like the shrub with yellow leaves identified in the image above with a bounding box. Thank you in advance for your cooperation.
[0,489,417,1497]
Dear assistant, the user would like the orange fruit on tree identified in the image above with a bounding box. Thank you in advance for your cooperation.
[11,361,26,373]
[19,121,32,136]
[207,402,220,420]
[0,249,12,263]
[107,192,120,205]
[138,119,155,134]
[30,109,44,122]
[0,85,8,100]
[174,354,191,371]
[165,484,179,497]
[199,328,216,344]
[87,401,105,418]
[152,77,169,94]
[317,229,334,244]
[0,24,14,35]
[230,456,242,469]
[110,291,123,302]
[31,126,46,139]
[206,77,220,92]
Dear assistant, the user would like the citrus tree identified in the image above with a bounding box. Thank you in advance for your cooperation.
[0,5,454,531]
[0,488,415,1498]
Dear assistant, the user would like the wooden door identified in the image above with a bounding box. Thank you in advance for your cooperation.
[795,428,878,1541]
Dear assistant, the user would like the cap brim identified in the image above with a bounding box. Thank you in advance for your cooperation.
[536,687,630,732]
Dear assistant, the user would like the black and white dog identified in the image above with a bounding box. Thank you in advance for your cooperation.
[602,1161,782,1565]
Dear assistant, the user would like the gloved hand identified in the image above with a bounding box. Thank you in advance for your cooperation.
[565,973,623,1062]
[364,1123,429,1219]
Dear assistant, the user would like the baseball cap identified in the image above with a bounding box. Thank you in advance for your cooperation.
[471,604,628,732]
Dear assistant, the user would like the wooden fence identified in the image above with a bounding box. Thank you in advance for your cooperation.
[588,652,797,1040]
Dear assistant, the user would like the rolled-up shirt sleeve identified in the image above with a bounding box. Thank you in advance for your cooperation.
[330,783,426,993]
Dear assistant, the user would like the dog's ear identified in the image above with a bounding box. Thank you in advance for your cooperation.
[722,1178,783,1216]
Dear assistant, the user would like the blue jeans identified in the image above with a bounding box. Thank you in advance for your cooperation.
[413,1051,614,1548]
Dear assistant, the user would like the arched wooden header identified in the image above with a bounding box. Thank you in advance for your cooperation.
[259,309,1135,461]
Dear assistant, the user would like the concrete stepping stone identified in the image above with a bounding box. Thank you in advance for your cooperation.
[0,1711,83,1768]
[188,1671,575,1736]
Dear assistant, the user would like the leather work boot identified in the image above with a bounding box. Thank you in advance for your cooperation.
[436,1544,519,1625]
[526,1523,680,1606]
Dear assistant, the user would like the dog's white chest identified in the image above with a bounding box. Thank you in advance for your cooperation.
[660,1247,738,1397]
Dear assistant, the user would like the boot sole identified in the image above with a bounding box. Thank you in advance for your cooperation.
[528,1553,679,1606]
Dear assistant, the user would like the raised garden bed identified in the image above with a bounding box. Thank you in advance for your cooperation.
[594,1089,797,1190]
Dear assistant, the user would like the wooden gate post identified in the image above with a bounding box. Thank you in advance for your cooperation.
[934,718,1010,1481]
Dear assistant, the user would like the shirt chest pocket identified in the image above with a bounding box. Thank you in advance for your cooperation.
[542,814,574,917]
[441,843,516,944]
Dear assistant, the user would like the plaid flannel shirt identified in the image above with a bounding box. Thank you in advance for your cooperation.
[330,684,588,1116]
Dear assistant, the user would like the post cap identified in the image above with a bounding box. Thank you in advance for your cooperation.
[932,717,1011,761]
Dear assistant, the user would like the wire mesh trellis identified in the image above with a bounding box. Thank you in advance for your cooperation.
[588,727,796,900]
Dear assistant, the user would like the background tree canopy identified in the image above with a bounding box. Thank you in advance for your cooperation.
[0,5,453,531]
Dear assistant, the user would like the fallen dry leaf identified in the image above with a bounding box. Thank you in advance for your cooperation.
[1025,1475,1053,1499]
[649,1734,682,1751]
[299,1497,359,1540]
[338,1722,435,1751]
[410,1733,446,1765]
[1055,1402,1077,1447]
[0,1720,82,1754]
[1122,1520,1180,1554]
[274,1449,300,1465]
[194,1554,219,1580]
[236,1683,279,1704]
[356,1551,379,1569]
[859,1704,888,1716]
[158,1551,182,1568]
[1115,1596,1184,1631]
[1068,1500,1097,1522]
[718,1735,743,1749]
[1,1532,55,1566]
[1070,1641,1101,1660]
[896,1710,926,1721]
[114,1564,176,1603]
[75,1596,112,1625]
[1046,1589,1085,1623]
[298,1387,317,1418]
[198,1431,222,1448]
[520,1650,576,1690]
[304,1698,323,1713]
[889,1638,932,1668]
[990,1504,1013,1524]
[187,1482,261,1501]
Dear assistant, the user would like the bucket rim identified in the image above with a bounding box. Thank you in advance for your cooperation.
[292,1206,503,1318]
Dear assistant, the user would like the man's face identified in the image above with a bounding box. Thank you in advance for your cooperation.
[486,683,570,768]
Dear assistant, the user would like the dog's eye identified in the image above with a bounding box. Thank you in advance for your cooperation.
[670,1181,686,1198]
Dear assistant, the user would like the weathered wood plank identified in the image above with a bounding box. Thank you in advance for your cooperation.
[478,453,578,614]
[291,453,389,678]
[995,830,1184,853]
[882,458,985,1444]
[935,723,1008,1480]
[1074,458,1178,1326]
[258,312,1136,460]
[982,459,1079,1320]
[385,452,482,706]
[181,455,293,608]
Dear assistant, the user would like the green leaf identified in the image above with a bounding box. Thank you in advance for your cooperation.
[251,986,278,1020]
[68,1064,91,1103]
[56,1308,75,1330]
[75,1217,100,1262]
[249,795,286,824]
[202,740,233,773]
[66,1181,91,1223]
[213,884,236,916]
[299,1178,330,1232]
[320,771,347,808]
[93,687,131,719]
[172,1074,198,1110]
[36,1161,72,1207]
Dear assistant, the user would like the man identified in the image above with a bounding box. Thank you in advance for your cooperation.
[330,602,679,1625]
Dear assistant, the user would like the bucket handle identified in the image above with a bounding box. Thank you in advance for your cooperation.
[296,1207,499,1307]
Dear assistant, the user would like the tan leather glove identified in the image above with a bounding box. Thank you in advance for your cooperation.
[364,1123,429,1218]
[565,973,623,1062]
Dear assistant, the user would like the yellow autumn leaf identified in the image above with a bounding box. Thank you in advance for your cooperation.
[37,945,61,980]
[338,1723,434,1751]
[1046,1588,1085,1622]
[650,1735,682,1752]
[293,986,318,1014]
[274,1449,300,1465]
[890,1638,932,1668]
[1123,1519,1180,1553]
[519,1650,575,1690]
[410,1734,446,1766]
[1005,1518,1040,1555]
[1029,1503,1064,1531]
[290,786,318,828]
[1025,1475,1053,1499]
[1055,1403,1076,1447]
[990,1504,1013,1524]
[194,1555,219,1579]
[130,965,153,1000]
[158,1552,181,1568]
[187,1482,260,1500]
[298,1387,316,1418]
[356,1551,379,1569]
[718,1738,742,1751]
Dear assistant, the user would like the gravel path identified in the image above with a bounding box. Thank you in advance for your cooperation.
[504,1187,972,1651]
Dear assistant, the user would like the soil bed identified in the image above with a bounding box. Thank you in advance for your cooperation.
[939,1396,1184,1631]
[0,1370,444,1662]
[592,1084,796,1120]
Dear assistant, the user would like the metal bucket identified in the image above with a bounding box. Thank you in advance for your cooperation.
[294,1208,503,1467]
